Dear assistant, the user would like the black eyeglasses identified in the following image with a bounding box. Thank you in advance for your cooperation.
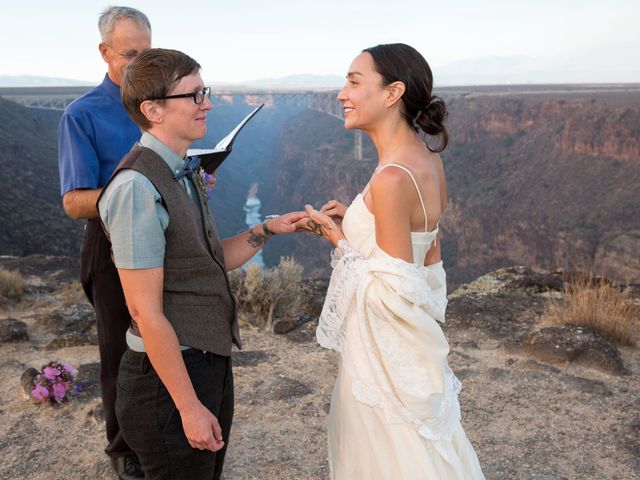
[148,87,211,105]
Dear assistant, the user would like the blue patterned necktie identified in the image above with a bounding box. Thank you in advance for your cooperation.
[173,155,201,181]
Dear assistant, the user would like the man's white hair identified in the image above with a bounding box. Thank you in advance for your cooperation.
[98,6,151,42]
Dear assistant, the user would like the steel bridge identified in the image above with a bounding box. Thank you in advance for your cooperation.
[0,87,364,160]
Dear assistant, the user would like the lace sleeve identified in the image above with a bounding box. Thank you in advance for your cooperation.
[316,240,367,351]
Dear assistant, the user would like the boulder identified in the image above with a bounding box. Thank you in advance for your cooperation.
[0,318,29,342]
[36,304,95,335]
[273,313,312,335]
[45,332,98,350]
[284,321,317,344]
[20,367,39,399]
[509,325,627,375]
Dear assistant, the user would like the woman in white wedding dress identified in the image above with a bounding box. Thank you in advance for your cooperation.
[300,44,484,479]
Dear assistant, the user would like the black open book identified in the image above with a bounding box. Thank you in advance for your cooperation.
[187,103,264,173]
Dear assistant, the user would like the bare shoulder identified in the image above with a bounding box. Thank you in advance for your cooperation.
[369,166,416,206]
[370,165,412,190]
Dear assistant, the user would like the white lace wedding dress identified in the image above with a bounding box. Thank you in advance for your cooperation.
[317,164,484,479]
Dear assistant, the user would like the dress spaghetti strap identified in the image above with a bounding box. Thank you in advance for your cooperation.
[363,163,429,232]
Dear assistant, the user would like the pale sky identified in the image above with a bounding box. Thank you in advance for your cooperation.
[1,0,638,84]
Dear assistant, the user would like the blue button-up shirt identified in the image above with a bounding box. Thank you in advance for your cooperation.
[58,74,141,196]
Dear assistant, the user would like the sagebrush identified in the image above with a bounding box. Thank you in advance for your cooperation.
[58,281,86,307]
[0,267,25,304]
[542,274,639,346]
[230,257,304,332]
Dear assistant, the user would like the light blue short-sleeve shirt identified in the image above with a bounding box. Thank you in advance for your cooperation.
[98,132,201,269]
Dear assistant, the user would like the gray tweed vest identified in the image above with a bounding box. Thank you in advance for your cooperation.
[99,145,241,355]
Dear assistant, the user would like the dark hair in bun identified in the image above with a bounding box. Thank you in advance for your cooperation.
[363,43,448,152]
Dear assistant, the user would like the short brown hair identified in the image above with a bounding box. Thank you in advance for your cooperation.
[121,48,201,129]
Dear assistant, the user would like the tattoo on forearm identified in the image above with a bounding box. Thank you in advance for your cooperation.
[247,228,267,248]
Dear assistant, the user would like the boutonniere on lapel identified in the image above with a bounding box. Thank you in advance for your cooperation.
[194,167,216,202]
[192,166,207,200]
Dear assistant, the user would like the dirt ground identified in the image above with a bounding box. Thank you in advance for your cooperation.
[0,258,638,479]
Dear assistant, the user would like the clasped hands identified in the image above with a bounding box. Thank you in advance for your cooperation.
[263,200,346,247]
[292,199,347,247]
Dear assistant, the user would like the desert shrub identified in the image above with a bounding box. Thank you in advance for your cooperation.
[0,267,26,304]
[242,257,304,332]
[542,274,639,346]
[227,268,246,300]
[58,281,86,307]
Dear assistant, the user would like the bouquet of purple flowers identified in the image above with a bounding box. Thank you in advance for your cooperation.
[31,360,78,404]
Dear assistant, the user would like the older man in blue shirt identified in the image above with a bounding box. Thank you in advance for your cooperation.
[57,6,151,480]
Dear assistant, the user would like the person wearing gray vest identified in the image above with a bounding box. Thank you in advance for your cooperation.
[97,48,307,480]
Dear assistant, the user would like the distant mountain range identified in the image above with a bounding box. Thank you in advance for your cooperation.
[3,50,639,89]
[0,73,345,90]
[435,54,640,86]
[0,75,94,87]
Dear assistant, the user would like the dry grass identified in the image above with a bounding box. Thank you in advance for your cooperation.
[0,267,26,304]
[542,274,640,346]
[233,257,304,332]
[57,281,86,307]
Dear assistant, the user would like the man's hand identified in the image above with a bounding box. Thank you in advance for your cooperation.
[266,211,308,235]
[179,401,225,452]
[320,199,347,227]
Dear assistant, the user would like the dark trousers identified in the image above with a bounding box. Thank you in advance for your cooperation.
[80,219,133,458]
[116,348,234,480]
